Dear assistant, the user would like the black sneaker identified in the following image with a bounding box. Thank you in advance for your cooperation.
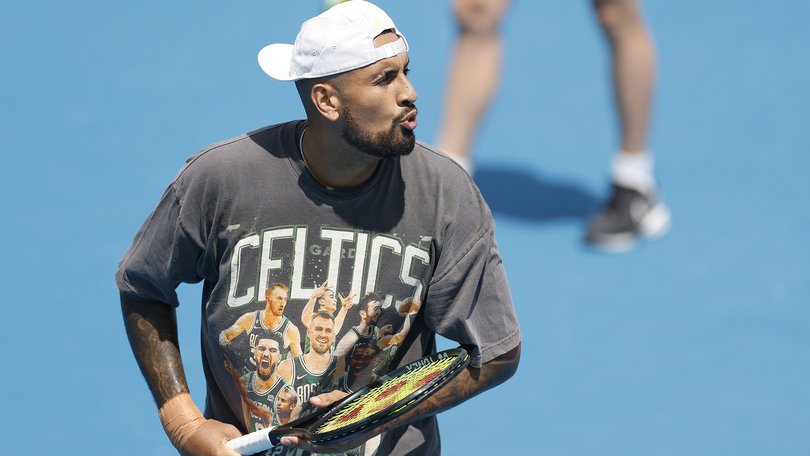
[585,184,671,252]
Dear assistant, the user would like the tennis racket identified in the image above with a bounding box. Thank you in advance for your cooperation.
[226,347,470,455]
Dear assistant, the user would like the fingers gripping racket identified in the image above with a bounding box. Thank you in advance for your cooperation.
[227,347,470,455]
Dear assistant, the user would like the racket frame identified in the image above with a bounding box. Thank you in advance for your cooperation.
[268,347,470,446]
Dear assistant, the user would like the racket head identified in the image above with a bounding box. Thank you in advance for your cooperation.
[296,347,470,446]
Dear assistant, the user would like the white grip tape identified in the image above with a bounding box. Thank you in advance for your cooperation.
[226,427,276,455]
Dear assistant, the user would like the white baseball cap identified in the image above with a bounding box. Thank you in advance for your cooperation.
[258,1,409,81]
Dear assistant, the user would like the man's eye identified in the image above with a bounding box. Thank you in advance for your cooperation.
[375,70,402,85]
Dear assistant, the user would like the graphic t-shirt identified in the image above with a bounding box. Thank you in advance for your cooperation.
[116,120,521,455]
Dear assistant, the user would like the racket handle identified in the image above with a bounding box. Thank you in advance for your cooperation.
[226,427,275,455]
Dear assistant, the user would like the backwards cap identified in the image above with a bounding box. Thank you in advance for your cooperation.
[258,0,409,81]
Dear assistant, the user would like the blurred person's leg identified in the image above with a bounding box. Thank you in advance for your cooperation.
[596,0,655,158]
[586,0,671,251]
[437,0,510,173]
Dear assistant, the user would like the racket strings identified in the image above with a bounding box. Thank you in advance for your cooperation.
[315,356,457,434]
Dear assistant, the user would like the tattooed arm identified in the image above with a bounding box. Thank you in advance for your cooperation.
[406,342,521,418]
[120,292,242,456]
[284,342,522,453]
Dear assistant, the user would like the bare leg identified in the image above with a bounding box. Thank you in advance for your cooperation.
[437,0,510,168]
[586,0,670,251]
[593,0,656,154]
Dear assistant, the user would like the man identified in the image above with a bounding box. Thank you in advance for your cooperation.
[273,385,300,426]
[117,2,520,454]
[436,0,670,251]
[334,293,415,392]
[334,293,385,391]
[219,282,303,363]
[224,337,291,432]
[299,281,355,351]
[278,312,340,417]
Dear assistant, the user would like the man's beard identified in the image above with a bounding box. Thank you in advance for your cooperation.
[313,340,331,355]
[341,106,416,158]
[257,361,275,380]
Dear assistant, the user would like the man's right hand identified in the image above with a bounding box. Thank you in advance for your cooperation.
[159,393,243,456]
[178,419,244,456]
[276,390,351,453]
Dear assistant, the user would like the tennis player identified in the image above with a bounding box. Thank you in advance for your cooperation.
[117,1,521,454]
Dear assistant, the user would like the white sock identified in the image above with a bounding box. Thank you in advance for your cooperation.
[445,152,474,175]
[611,150,656,195]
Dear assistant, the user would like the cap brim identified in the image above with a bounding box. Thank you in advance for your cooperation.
[258,44,296,81]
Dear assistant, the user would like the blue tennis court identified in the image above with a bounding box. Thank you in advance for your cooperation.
[1,1,807,454]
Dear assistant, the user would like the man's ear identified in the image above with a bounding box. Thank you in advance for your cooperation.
[311,82,341,122]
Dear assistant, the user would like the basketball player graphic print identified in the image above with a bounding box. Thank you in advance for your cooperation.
[224,336,292,431]
[209,223,458,454]
[277,311,341,416]
[334,293,419,392]
[219,283,303,370]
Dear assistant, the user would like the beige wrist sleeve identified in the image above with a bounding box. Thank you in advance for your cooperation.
[158,393,206,450]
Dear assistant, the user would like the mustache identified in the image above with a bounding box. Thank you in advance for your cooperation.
[258,359,276,377]
[393,107,418,123]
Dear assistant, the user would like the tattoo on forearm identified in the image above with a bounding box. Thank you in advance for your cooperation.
[123,297,189,407]
[386,344,521,432]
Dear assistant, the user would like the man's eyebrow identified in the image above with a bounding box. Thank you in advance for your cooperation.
[374,58,409,77]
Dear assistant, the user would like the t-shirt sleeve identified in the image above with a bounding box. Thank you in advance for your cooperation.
[423,185,521,368]
[115,180,207,307]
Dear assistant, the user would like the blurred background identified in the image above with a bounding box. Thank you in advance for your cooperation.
[1,0,808,454]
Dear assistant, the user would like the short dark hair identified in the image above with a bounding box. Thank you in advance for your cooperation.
[358,292,382,313]
[280,385,298,404]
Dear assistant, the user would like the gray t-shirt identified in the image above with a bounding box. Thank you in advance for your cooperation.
[116,120,521,455]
